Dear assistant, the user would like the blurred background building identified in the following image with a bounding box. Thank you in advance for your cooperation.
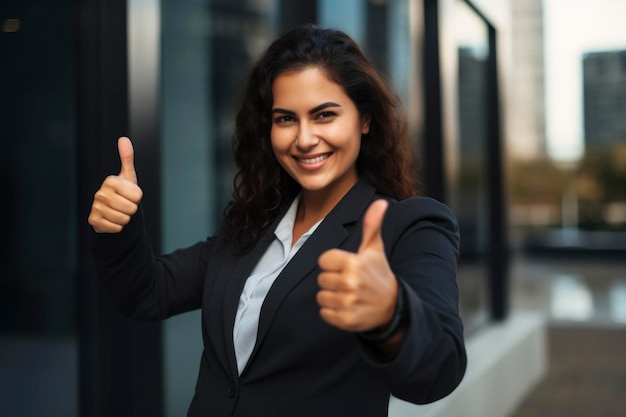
[508,0,547,161]
[1,0,625,416]
[583,50,626,149]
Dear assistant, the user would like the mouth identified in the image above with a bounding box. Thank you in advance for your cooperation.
[295,153,332,164]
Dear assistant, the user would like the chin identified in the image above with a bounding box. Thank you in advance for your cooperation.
[297,182,328,192]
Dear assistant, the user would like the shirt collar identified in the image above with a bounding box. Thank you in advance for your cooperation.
[274,194,300,247]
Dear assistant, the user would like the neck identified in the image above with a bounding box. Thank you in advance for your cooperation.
[297,180,357,224]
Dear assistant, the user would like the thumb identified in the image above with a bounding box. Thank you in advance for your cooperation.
[118,136,138,184]
[358,199,388,253]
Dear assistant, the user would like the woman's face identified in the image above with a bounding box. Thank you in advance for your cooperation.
[270,66,370,201]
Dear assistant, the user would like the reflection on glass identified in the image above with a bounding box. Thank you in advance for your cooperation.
[550,274,594,321]
[609,280,626,323]
[161,2,276,416]
[443,0,491,333]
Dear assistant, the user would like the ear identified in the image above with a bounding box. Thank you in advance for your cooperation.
[361,114,371,134]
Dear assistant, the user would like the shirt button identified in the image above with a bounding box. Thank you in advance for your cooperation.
[228,384,236,398]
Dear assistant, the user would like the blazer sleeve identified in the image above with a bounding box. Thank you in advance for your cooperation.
[90,206,214,319]
[359,197,467,404]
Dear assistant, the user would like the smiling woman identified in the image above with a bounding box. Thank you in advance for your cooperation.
[88,24,466,417]
[228,25,420,254]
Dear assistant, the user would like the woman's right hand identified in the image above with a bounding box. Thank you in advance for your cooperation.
[88,137,143,233]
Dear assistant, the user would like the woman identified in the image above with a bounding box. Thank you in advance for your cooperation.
[88,24,466,416]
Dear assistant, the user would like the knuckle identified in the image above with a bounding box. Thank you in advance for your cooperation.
[315,291,326,306]
[343,293,358,309]
[93,189,107,202]
[131,186,143,202]
[127,202,139,215]
[338,312,358,330]
[102,175,119,187]
[345,256,361,271]
[87,213,99,226]
[343,275,360,292]
[119,213,131,225]
[316,272,327,287]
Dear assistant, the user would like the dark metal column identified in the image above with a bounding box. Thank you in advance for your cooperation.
[279,0,317,32]
[76,1,163,415]
[486,25,509,320]
[366,0,389,75]
[463,0,509,321]
[421,0,446,202]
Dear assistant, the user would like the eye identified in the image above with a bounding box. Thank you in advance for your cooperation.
[316,111,336,121]
[274,115,295,124]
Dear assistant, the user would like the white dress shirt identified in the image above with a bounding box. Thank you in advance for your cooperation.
[233,195,323,374]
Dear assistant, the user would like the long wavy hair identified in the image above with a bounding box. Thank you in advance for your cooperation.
[225,24,420,253]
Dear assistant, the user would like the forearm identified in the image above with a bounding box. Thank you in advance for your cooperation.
[91,207,208,319]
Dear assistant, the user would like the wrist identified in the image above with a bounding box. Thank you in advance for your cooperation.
[358,281,407,343]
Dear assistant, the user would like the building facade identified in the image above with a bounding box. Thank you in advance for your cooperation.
[0,1,508,415]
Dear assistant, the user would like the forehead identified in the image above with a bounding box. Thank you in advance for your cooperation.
[271,67,351,108]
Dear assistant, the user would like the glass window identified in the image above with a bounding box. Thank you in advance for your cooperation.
[510,0,626,324]
[160,1,278,415]
[439,0,491,333]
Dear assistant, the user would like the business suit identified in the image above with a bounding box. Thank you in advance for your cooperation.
[92,180,466,416]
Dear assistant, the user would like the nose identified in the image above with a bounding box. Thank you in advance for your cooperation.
[296,122,320,150]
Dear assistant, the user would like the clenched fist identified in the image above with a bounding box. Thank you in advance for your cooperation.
[317,199,398,333]
[88,137,143,233]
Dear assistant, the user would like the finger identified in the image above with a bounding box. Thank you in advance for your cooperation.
[94,187,140,215]
[319,308,363,332]
[88,214,124,233]
[118,136,138,184]
[318,248,354,272]
[87,204,124,233]
[99,175,143,206]
[358,199,388,253]
[91,202,134,225]
[316,289,356,310]
[317,271,356,292]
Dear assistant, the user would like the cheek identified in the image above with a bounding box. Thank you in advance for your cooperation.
[270,128,289,154]
[340,126,363,155]
[270,132,290,171]
[269,132,282,159]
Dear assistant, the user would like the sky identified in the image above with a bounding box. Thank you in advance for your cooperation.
[544,0,626,161]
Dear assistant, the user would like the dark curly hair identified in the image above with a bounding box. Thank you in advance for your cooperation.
[225,24,420,253]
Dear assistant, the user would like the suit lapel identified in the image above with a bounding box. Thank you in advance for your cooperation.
[219,232,271,377]
[213,201,294,378]
[243,181,376,373]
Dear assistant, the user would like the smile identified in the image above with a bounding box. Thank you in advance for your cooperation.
[296,153,331,164]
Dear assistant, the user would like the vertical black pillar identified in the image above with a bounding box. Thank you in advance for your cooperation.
[486,26,508,320]
[460,0,509,321]
[76,1,163,416]
[279,0,317,32]
[366,1,389,74]
[422,0,445,202]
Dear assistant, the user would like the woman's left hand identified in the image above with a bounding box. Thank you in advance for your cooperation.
[317,200,398,332]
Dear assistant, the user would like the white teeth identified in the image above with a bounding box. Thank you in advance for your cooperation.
[298,154,330,164]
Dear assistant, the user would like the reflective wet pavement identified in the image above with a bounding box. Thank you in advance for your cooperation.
[511,255,626,325]
[510,254,626,416]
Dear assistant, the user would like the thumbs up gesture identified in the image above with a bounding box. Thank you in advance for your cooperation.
[317,200,398,333]
[88,137,143,233]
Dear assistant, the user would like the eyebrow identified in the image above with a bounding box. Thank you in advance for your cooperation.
[271,101,342,116]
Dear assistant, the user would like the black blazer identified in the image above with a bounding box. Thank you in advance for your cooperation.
[92,181,466,417]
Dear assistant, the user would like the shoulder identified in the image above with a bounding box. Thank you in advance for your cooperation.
[380,195,458,232]
[374,195,460,256]
[390,196,455,218]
